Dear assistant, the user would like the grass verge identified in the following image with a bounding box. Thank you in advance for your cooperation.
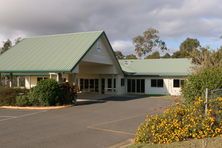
[129,136,222,148]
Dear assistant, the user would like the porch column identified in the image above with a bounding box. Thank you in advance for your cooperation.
[17,76,20,87]
[56,73,62,83]
[98,78,102,94]
[29,76,31,89]
[111,75,114,94]
[9,73,13,88]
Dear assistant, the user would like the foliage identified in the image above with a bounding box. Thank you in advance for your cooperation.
[191,47,222,71]
[58,82,77,105]
[133,28,167,57]
[125,54,137,59]
[135,97,222,144]
[114,50,125,59]
[28,79,61,106]
[0,86,17,105]
[1,39,12,54]
[16,95,31,106]
[180,38,200,52]
[182,67,222,103]
[0,86,26,105]
[161,53,171,58]
[172,38,200,58]
[145,51,160,59]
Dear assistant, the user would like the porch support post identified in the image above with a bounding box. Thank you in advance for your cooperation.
[9,73,13,88]
[56,73,62,84]
[29,76,31,89]
[17,76,20,87]
[67,73,74,86]
[111,75,114,94]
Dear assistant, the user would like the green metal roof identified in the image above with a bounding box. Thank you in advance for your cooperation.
[119,58,193,77]
[0,31,104,72]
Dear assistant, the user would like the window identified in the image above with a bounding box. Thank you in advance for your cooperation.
[127,79,145,93]
[107,79,112,88]
[173,79,184,88]
[37,77,43,82]
[95,79,99,92]
[121,78,125,86]
[151,79,163,87]
[80,79,84,90]
[85,79,89,89]
[127,79,131,92]
[132,79,136,92]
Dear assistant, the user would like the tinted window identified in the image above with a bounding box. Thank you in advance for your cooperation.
[157,79,163,87]
[173,79,180,87]
[151,79,156,87]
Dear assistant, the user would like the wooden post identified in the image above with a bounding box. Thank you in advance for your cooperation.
[205,88,208,116]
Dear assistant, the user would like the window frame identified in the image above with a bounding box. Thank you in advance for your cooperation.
[151,79,164,88]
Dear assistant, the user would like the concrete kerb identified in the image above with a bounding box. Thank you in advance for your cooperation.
[0,105,73,110]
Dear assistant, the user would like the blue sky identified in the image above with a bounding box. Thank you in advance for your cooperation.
[0,0,222,56]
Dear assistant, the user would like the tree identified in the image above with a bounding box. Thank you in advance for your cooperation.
[15,37,22,45]
[1,39,12,54]
[145,51,160,59]
[161,53,171,58]
[126,54,137,59]
[180,38,200,52]
[114,50,125,59]
[133,28,167,58]
[172,38,201,58]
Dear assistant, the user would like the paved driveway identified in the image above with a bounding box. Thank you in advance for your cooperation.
[0,96,174,148]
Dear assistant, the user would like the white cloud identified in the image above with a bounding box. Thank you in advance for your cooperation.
[111,40,134,55]
[0,0,222,51]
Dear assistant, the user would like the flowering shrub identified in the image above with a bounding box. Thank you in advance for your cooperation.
[135,97,222,144]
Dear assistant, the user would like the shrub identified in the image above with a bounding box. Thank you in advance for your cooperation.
[135,98,222,144]
[16,95,31,106]
[0,86,26,105]
[182,67,222,103]
[58,82,77,105]
[29,79,60,106]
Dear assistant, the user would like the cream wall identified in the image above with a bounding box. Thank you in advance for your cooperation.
[145,77,183,96]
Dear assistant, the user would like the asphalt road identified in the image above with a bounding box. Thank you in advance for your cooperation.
[0,96,174,148]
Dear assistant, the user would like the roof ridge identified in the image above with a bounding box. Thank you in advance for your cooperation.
[25,30,104,39]
[119,58,191,61]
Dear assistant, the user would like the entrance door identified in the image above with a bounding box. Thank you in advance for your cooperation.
[101,78,105,94]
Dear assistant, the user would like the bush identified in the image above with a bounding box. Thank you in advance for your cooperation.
[58,82,77,105]
[135,98,222,144]
[29,79,61,106]
[16,95,31,106]
[0,86,26,105]
[182,67,222,103]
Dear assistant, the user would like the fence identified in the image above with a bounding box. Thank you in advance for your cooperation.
[204,88,222,115]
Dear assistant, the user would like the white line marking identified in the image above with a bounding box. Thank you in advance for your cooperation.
[0,116,16,118]
[89,113,146,127]
[0,110,48,122]
[88,126,135,136]
[87,113,147,136]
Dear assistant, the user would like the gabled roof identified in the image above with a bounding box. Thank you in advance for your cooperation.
[0,31,106,72]
[119,58,193,77]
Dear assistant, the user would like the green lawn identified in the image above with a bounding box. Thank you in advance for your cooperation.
[129,136,222,148]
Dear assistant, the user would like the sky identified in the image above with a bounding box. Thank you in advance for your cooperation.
[0,0,222,55]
